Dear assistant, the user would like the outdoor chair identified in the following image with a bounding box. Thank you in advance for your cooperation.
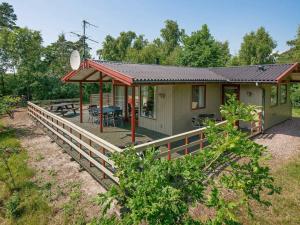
[107,112,115,127]
[192,116,201,128]
[88,105,98,123]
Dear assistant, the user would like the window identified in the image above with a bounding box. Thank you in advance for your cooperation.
[280,84,287,104]
[140,86,156,119]
[270,85,278,106]
[192,85,206,109]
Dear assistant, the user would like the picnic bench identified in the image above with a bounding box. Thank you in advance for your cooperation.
[49,103,79,116]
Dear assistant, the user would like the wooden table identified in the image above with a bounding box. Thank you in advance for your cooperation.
[50,103,78,116]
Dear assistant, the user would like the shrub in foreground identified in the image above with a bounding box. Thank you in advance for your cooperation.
[92,96,280,225]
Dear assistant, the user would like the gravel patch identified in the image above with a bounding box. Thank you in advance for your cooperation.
[254,118,300,167]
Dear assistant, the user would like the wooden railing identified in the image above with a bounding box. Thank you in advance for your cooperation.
[134,111,263,160]
[134,121,228,160]
[27,102,122,186]
[28,101,263,185]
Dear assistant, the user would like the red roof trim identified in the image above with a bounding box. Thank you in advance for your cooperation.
[61,60,133,86]
[87,60,133,85]
[276,62,299,82]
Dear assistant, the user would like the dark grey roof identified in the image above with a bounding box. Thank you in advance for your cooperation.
[92,60,296,84]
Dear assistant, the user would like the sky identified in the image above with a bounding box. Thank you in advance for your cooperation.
[5,0,300,57]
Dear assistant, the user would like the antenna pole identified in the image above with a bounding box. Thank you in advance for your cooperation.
[70,20,98,60]
[83,20,86,60]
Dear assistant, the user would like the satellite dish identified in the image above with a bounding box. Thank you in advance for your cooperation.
[70,50,81,70]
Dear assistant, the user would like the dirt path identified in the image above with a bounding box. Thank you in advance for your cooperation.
[1,108,105,223]
[254,118,300,168]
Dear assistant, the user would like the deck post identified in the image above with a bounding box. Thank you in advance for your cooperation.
[112,83,115,106]
[99,73,103,133]
[79,82,83,123]
[131,86,135,143]
[124,86,128,121]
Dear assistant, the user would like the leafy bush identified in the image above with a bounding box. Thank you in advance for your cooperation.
[0,95,20,118]
[93,96,279,225]
[5,192,22,219]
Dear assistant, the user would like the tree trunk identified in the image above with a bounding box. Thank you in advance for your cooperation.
[0,73,5,96]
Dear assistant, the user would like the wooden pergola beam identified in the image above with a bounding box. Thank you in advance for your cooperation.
[82,70,98,81]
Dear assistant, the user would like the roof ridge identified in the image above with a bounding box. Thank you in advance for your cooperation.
[92,59,295,70]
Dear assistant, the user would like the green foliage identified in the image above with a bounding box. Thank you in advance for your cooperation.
[5,191,22,219]
[179,24,231,67]
[62,182,87,225]
[0,124,51,225]
[160,19,184,55]
[238,27,277,65]
[0,95,20,118]
[93,96,279,225]
[277,25,300,63]
[0,2,17,30]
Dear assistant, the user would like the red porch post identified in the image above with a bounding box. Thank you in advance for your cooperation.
[131,86,136,143]
[99,73,103,133]
[79,82,83,123]
[124,86,128,121]
[112,83,115,106]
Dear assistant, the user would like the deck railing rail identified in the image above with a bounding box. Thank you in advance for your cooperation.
[27,101,122,185]
[28,102,262,185]
[134,110,262,160]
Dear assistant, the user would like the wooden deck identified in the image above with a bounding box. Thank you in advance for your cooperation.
[28,102,263,189]
[63,109,167,148]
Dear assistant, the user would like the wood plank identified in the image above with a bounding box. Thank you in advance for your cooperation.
[28,102,122,153]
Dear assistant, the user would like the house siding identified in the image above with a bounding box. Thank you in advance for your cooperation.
[172,84,222,134]
[138,85,173,135]
[262,83,292,129]
[239,84,263,129]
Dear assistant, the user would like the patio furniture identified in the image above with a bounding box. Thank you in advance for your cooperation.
[88,105,98,123]
[128,103,139,118]
[192,113,215,128]
[192,116,201,128]
[50,102,78,116]
[92,106,123,126]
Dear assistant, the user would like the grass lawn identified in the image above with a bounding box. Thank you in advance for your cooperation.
[292,107,300,117]
[0,122,52,225]
[239,155,300,225]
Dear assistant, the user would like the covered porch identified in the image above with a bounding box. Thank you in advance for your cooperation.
[64,109,167,148]
[62,60,141,144]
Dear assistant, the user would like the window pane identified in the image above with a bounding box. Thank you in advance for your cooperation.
[280,84,287,104]
[140,86,156,119]
[192,86,205,109]
[270,85,278,106]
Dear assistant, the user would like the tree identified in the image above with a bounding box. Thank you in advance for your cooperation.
[94,96,279,225]
[3,27,43,99]
[277,25,300,63]
[160,20,184,55]
[98,31,136,61]
[0,2,17,30]
[239,27,277,65]
[179,24,230,67]
[42,34,76,76]
[0,2,17,95]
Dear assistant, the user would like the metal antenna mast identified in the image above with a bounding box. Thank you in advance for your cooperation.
[70,20,99,60]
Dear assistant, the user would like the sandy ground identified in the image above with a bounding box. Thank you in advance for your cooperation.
[254,118,300,168]
[2,108,300,222]
[1,108,105,223]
